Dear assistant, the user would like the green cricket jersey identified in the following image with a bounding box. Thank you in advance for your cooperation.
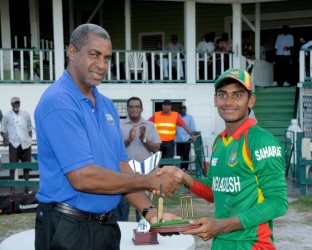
[197,118,288,249]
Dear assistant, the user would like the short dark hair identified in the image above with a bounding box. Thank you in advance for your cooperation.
[127,97,143,108]
[70,23,111,52]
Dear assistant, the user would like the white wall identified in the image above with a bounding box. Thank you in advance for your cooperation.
[0,83,225,158]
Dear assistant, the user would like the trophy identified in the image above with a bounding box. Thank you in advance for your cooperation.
[150,195,200,234]
[129,151,162,245]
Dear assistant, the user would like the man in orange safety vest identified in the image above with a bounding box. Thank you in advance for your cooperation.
[149,99,196,159]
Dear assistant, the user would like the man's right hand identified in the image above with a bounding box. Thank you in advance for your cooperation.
[3,140,9,147]
[148,166,183,196]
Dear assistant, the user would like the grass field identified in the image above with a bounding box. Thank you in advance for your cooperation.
[1,190,312,249]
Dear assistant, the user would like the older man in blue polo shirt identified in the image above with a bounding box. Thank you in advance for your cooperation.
[34,24,182,250]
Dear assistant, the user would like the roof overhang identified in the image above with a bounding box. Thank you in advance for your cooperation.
[142,0,288,4]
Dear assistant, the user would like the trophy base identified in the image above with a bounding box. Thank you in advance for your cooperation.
[132,229,159,245]
[150,219,200,234]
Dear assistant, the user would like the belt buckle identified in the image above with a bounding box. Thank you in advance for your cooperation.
[98,212,108,224]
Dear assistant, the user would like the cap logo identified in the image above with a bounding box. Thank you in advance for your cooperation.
[229,69,241,77]
[215,68,254,94]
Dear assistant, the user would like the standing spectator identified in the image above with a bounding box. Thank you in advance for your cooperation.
[149,99,196,159]
[115,96,161,222]
[165,34,185,78]
[160,68,288,249]
[274,25,294,86]
[175,105,196,172]
[1,97,33,193]
[33,24,182,250]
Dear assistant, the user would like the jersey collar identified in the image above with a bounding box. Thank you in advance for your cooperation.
[220,118,257,140]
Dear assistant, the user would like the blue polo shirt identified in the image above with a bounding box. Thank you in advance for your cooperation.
[34,71,128,213]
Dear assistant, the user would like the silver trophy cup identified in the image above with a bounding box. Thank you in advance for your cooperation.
[128,151,162,232]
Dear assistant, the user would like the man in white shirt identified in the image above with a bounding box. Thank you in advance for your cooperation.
[1,97,33,193]
[197,32,216,79]
[166,34,184,78]
[274,25,294,86]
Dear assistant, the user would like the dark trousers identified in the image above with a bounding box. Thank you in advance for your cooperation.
[275,55,291,86]
[9,144,31,193]
[35,202,121,250]
[114,196,130,221]
[176,141,191,170]
[160,140,175,159]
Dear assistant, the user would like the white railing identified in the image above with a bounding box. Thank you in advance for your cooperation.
[0,48,55,83]
[299,49,312,83]
[0,48,234,83]
[196,52,233,82]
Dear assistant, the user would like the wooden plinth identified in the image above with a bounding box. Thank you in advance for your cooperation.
[132,229,159,245]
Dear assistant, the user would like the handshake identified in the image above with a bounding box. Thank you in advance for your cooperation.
[128,152,185,197]
[147,166,185,196]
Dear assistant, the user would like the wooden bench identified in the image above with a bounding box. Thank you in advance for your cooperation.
[1,162,38,171]
[0,162,39,187]
[159,158,181,167]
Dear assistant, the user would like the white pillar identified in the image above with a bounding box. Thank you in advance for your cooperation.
[125,0,131,50]
[29,0,40,48]
[0,0,11,70]
[232,3,242,69]
[184,0,196,84]
[52,0,65,79]
[255,3,261,60]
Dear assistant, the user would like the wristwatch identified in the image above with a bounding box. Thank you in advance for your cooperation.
[143,137,147,143]
[142,205,157,218]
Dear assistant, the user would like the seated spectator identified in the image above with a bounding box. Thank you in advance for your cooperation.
[301,38,312,50]
[197,32,215,79]
[301,35,312,78]
[147,40,169,80]
[166,34,184,79]
[242,43,249,57]
[215,38,227,78]
[245,43,255,60]
[245,43,255,75]
[197,33,215,59]
[221,32,232,52]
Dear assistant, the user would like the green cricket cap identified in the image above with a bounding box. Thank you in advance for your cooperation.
[214,68,255,94]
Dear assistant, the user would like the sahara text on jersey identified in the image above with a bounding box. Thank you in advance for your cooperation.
[255,146,282,161]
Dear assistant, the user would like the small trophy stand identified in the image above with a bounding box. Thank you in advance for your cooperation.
[131,152,162,245]
[132,193,159,245]
[150,195,200,234]
[132,224,158,245]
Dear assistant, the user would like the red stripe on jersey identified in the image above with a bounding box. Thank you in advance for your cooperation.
[251,222,275,250]
[189,179,214,203]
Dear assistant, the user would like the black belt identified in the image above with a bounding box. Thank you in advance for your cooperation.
[52,202,114,224]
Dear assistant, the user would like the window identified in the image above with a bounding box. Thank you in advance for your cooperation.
[113,100,127,119]
[139,32,164,50]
